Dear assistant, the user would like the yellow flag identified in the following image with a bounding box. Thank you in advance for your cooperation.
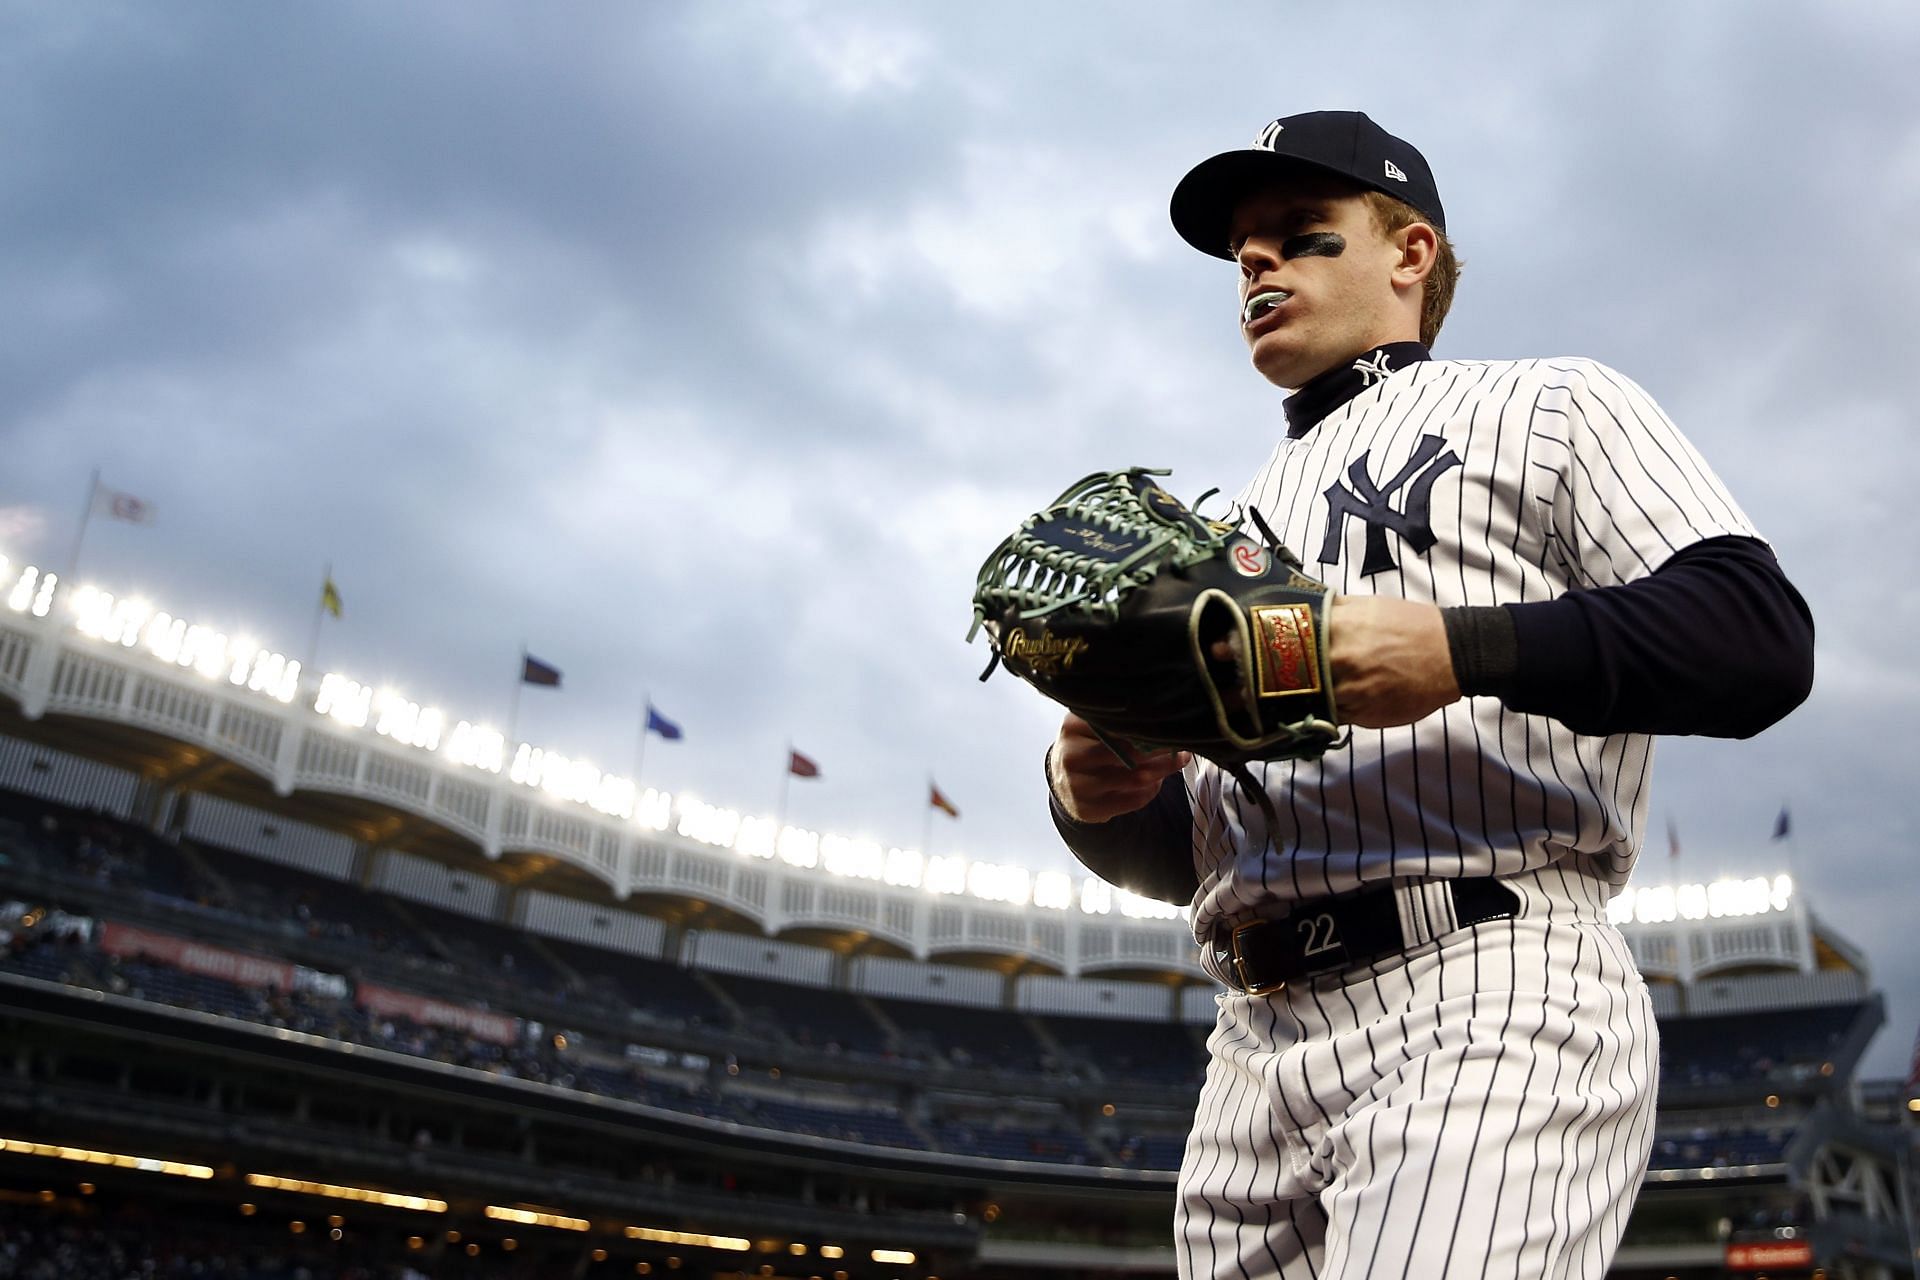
[320,577,343,619]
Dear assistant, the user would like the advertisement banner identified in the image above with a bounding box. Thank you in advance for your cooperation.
[100,921,297,991]
[356,982,518,1046]
[1725,1240,1814,1270]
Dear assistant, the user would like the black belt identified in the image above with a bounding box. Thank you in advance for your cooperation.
[1211,878,1519,995]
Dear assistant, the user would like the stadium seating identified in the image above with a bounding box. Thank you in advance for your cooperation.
[934,1117,1093,1164]
[0,782,1880,1183]
[702,970,893,1057]
[532,936,728,1028]
[0,797,194,901]
[875,995,1053,1075]
[389,898,563,993]
[185,839,434,959]
[1647,1127,1792,1170]
[1657,1005,1860,1088]
[1039,1012,1206,1086]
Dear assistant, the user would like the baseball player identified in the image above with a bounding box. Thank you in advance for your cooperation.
[1047,111,1814,1279]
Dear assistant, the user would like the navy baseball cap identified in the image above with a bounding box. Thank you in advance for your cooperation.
[1170,111,1445,259]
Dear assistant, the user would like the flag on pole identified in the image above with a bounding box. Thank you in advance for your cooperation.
[521,654,563,688]
[320,576,343,619]
[94,485,156,525]
[788,749,821,779]
[645,705,683,741]
[1666,816,1681,867]
[930,783,960,819]
[1771,807,1792,841]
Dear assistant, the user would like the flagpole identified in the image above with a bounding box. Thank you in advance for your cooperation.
[64,468,100,590]
[632,695,650,787]
[776,739,793,832]
[303,562,331,684]
[506,645,527,753]
[920,775,935,857]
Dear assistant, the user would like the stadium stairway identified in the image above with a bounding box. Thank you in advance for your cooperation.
[383,896,455,968]
[1023,1013,1081,1081]
[694,970,749,1032]
[859,993,907,1054]
[522,932,578,989]
[170,839,229,905]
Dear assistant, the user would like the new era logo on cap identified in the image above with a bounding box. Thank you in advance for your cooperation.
[1170,110,1447,259]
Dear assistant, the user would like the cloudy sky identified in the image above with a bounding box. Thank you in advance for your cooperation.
[2,3,1915,1075]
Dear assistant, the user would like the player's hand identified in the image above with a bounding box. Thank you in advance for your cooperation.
[1327,595,1461,728]
[1049,713,1189,824]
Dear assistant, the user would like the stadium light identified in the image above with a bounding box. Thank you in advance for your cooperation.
[1032,870,1073,911]
[1080,878,1113,915]
[1608,875,1794,926]
[924,855,967,896]
[778,824,821,869]
[316,674,373,729]
[244,1173,447,1213]
[820,833,884,881]
[625,1226,751,1252]
[882,847,923,888]
[0,1136,212,1179]
[6,562,57,617]
[966,859,1031,906]
[1118,888,1183,920]
[485,1205,589,1231]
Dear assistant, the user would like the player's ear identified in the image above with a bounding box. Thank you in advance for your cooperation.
[1392,222,1438,288]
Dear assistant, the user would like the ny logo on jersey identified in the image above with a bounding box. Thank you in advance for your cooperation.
[1351,351,1395,385]
[1319,434,1463,575]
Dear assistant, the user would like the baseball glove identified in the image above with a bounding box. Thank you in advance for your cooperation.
[969,467,1344,771]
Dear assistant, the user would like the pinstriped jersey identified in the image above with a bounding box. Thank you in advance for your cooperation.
[1186,355,1760,941]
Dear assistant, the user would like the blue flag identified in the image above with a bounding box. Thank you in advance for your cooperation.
[645,705,683,741]
[1771,807,1791,841]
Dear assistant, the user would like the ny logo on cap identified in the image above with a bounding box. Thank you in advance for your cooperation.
[1254,120,1285,150]
[1384,160,1408,182]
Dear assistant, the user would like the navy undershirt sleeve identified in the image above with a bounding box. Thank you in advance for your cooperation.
[1049,765,1198,906]
[1465,535,1815,737]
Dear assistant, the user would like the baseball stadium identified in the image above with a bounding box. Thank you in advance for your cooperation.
[0,552,1910,1280]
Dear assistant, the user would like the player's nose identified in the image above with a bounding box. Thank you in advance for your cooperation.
[1237,233,1283,278]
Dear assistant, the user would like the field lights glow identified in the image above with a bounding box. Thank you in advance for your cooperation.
[3,560,57,617]
[624,1226,751,1252]
[484,1205,589,1231]
[244,1173,447,1213]
[69,585,300,702]
[1609,875,1793,925]
[0,1136,212,1179]
[3,552,1192,920]
[443,720,505,773]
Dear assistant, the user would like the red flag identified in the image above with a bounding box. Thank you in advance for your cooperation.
[930,783,959,819]
[94,485,157,525]
[788,750,820,779]
[520,654,562,687]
